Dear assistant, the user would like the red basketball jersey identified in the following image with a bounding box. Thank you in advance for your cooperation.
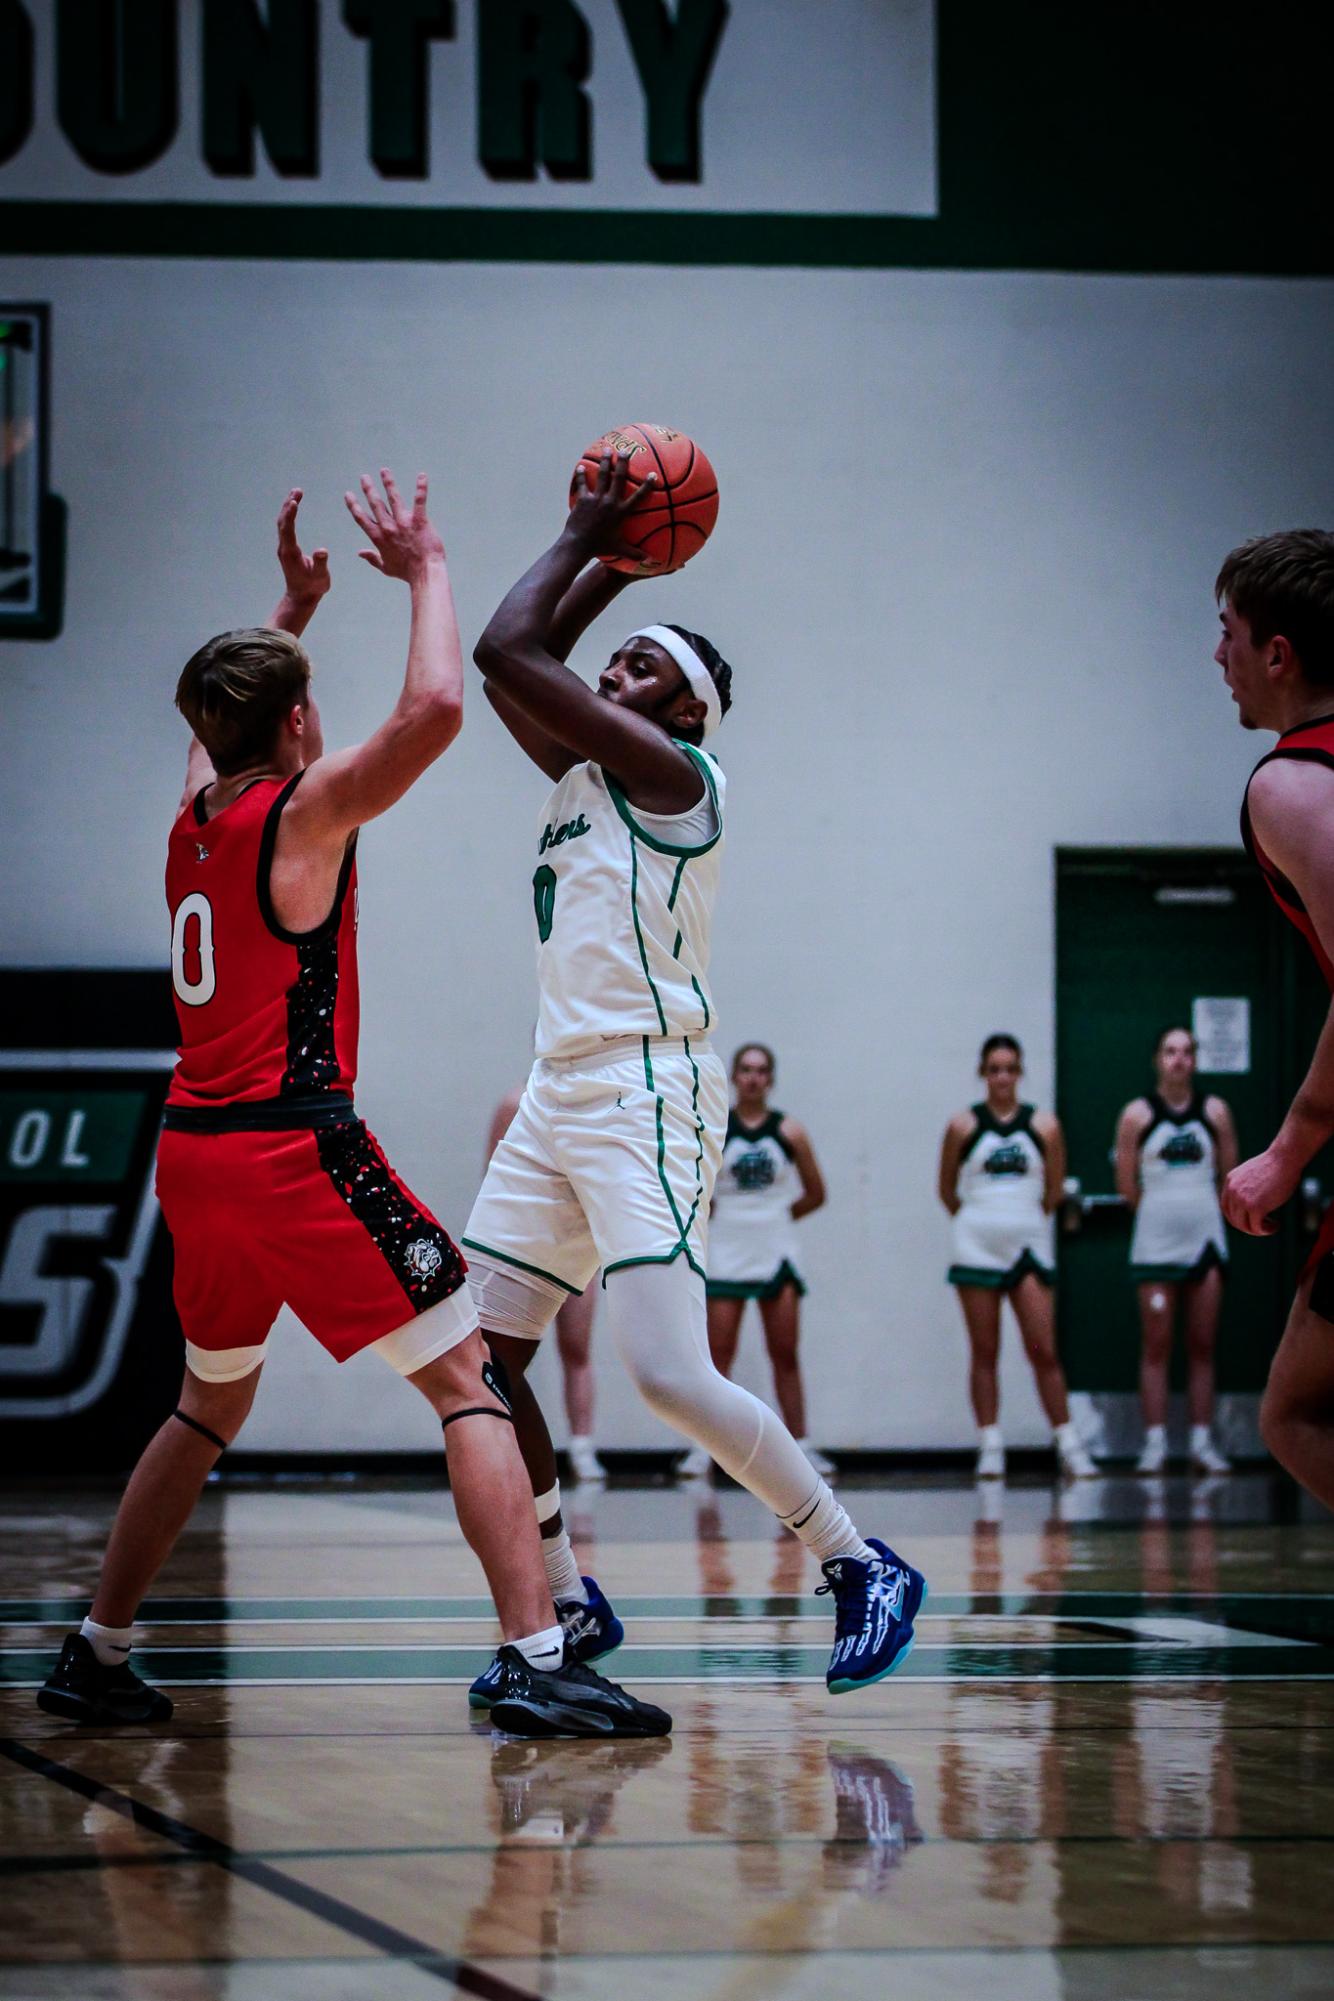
[1241,713,1334,989]
[165,772,360,1113]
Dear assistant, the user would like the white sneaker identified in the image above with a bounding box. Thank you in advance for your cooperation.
[974,1440,1005,1481]
[1190,1431,1232,1476]
[1055,1431,1098,1480]
[799,1440,836,1477]
[568,1437,605,1484]
[1136,1430,1167,1475]
[678,1443,713,1479]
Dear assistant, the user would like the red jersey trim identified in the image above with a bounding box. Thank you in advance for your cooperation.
[1241,738,1334,987]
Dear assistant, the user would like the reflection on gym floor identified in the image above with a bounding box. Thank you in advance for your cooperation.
[1,1472,1331,1999]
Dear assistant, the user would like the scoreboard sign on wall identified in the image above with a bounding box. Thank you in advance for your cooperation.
[0,2,934,219]
[0,2,1327,275]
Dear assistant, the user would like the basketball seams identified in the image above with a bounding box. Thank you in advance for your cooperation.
[631,423,679,572]
[624,487,719,520]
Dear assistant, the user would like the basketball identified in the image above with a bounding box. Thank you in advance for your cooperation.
[571,423,719,575]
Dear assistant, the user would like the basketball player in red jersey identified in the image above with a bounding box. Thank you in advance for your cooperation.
[37,473,668,1739]
[1220,529,1334,1509]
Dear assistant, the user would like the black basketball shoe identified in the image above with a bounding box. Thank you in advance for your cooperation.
[488,1645,672,1740]
[36,1634,174,1726]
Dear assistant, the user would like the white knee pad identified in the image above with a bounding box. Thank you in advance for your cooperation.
[466,1253,565,1344]
[601,1258,817,1518]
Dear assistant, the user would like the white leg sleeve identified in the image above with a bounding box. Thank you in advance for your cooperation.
[466,1253,566,1344]
[601,1259,820,1519]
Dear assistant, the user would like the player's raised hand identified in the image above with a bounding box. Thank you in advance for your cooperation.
[345,469,444,582]
[1222,1147,1297,1235]
[565,447,657,565]
[276,488,331,605]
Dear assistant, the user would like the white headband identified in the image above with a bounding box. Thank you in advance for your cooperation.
[626,625,722,740]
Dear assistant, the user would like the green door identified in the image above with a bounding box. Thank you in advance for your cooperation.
[1055,848,1329,1405]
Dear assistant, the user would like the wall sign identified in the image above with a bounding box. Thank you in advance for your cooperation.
[1192,996,1251,1076]
[0,304,64,641]
[0,1,936,216]
[0,971,183,1474]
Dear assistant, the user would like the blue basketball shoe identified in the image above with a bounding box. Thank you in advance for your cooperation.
[468,1576,625,1710]
[816,1539,927,1694]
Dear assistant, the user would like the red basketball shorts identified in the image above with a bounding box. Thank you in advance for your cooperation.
[156,1118,468,1363]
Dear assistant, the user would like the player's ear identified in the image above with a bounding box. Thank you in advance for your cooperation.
[670,692,707,737]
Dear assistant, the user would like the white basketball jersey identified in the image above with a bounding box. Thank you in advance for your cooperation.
[531,743,725,1061]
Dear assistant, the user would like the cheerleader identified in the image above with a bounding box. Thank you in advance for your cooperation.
[940,1034,1094,1480]
[1114,1027,1237,1474]
[680,1043,829,1477]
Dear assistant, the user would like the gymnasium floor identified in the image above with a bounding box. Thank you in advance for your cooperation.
[1,1473,1332,2000]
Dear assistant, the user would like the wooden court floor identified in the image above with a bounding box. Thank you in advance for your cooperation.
[2,1473,1333,2000]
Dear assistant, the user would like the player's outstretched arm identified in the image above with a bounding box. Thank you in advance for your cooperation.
[474,449,703,814]
[484,561,638,782]
[176,488,332,818]
[269,487,331,639]
[288,470,462,842]
[1225,758,1334,1233]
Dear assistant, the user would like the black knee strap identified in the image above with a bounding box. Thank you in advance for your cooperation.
[173,1409,228,1453]
[441,1406,515,1432]
[482,1352,514,1412]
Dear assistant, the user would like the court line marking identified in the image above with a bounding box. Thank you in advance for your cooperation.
[9,1674,1334,1689]
[3,1629,1316,1654]
[0,1737,545,2001]
[6,1828,1334,1883]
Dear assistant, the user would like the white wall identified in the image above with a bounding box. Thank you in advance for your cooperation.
[3,255,1333,1447]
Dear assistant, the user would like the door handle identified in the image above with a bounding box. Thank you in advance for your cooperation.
[1061,1177,1128,1234]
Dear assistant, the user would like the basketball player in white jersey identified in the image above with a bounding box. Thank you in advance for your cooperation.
[488,1083,603,1481]
[463,447,926,1700]
[680,1041,831,1478]
[939,1034,1095,1480]
[1114,1026,1237,1474]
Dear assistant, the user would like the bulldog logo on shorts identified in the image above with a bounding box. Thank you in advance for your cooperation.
[405,1238,444,1280]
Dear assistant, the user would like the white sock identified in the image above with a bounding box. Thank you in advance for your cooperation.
[1144,1424,1167,1447]
[81,1616,132,1667]
[1190,1424,1212,1449]
[1053,1421,1077,1448]
[778,1481,876,1566]
[533,1480,561,1527]
[542,1528,588,1605]
[978,1424,1003,1449]
[511,1624,565,1672]
[570,1434,594,1451]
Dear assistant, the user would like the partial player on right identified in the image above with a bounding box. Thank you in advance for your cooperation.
[1215,528,1334,1510]
[1114,1028,1237,1475]
[939,1034,1094,1481]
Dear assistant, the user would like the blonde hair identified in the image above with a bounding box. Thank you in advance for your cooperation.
[176,627,310,775]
